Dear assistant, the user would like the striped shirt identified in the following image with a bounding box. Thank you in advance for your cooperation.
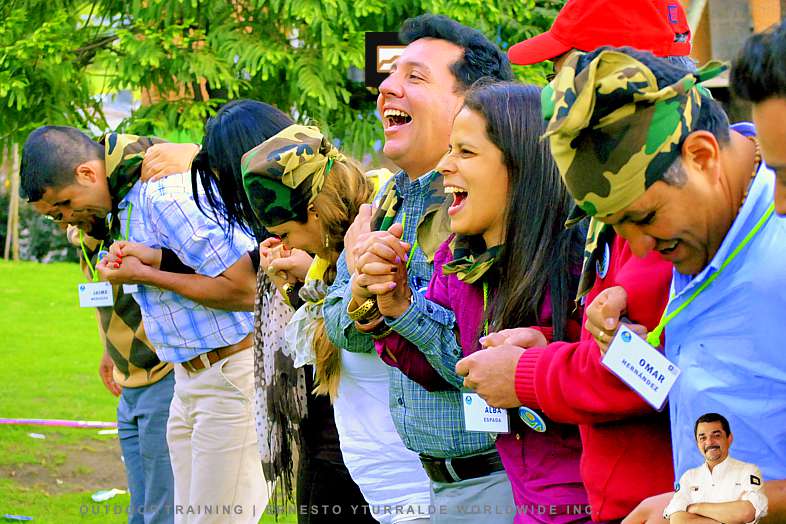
[119,172,254,363]
[324,170,496,458]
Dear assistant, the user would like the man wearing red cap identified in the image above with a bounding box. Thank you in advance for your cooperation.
[455,1,694,522]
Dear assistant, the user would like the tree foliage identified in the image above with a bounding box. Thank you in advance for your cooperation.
[0,0,563,156]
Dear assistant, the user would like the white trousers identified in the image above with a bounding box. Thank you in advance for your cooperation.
[168,348,268,524]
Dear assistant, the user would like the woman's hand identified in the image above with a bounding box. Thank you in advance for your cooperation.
[141,143,201,182]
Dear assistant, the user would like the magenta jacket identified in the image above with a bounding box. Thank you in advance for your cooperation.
[375,238,591,523]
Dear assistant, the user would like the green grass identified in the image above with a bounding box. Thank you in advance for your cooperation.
[0,260,295,523]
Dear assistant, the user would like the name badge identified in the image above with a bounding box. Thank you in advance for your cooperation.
[602,325,680,410]
[462,392,510,433]
[122,284,139,294]
[78,282,114,308]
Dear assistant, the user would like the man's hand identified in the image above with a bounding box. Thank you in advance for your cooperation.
[344,204,374,274]
[97,254,150,285]
[141,143,200,182]
[623,492,673,524]
[356,223,411,318]
[110,241,162,269]
[585,286,648,354]
[455,344,524,408]
[99,350,121,397]
[480,328,548,349]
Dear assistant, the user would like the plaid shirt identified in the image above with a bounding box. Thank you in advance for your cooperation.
[324,170,495,458]
[119,173,255,363]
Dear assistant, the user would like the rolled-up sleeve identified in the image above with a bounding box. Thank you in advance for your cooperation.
[663,472,692,519]
[741,466,768,523]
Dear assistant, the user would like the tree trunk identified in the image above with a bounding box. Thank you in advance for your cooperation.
[4,144,20,261]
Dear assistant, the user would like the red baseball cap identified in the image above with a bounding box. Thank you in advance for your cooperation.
[508,0,691,65]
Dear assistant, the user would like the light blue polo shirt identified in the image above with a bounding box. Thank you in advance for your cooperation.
[666,123,786,482]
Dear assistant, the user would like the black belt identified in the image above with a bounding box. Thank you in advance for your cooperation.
[419,450,504,484]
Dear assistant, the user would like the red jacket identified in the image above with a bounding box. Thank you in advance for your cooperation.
[514,235,674,521]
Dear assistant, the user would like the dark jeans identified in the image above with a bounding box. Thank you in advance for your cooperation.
[296,456,376,524]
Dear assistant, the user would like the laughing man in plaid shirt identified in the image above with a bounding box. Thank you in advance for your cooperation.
[21,127,266,524]
[324,15,515,523]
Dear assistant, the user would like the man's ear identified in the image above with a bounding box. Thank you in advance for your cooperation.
[74,160,102,185]
[681,131,721,183]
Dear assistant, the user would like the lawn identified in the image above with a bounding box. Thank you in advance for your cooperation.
[0,260,295,523]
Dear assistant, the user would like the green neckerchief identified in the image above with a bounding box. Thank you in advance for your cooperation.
[442,234,502,284]
[99,133,162,238]
[370,170,451,263]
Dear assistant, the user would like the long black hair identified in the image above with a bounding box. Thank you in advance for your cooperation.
[191,99,293,240]
[463,82,584,341]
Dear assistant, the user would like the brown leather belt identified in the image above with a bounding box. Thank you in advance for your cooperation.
[180,333,252,373]
[419,449,504,484]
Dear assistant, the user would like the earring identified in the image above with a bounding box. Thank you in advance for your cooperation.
[324,234,329,248]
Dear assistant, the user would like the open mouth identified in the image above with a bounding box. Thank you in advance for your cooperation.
[657,239,680,255]
[383,108,412,129]
[445,185,468,216]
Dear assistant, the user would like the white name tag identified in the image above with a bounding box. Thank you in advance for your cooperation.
[602,324,681,410]
[122,284,139,294]
[78,282,114,308]
[462,392,510,433]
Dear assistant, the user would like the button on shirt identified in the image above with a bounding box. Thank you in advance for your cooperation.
[323,170,496,458]
[665,125,786,482]
[119,173,255,363]
[664,457,768,523]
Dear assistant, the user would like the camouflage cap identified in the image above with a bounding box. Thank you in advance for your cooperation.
[241,125,345,227]
[541,50,726,219]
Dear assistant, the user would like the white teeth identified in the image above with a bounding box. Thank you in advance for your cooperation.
[383,109,411,118]
[660,240,678,251]
[443,186,467,194]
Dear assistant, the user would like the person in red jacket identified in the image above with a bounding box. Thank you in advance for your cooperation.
[454,0,694,521]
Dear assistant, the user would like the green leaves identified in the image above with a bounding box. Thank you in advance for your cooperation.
[0,0,563,156]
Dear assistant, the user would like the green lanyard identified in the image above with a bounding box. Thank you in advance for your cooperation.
[79,232,105,282]
[482,280,489,337]
[78,204,133,283]
[645,203,774,347]
[400,212,419,270]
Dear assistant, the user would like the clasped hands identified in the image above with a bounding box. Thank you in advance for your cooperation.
[347,204,412,319]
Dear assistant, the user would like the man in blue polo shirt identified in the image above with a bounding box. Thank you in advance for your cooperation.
[544,48,786,521]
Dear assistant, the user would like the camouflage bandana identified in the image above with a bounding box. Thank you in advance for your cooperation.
[542,50,727,219]
[442,235,501,284]
[100,133,161,238]
[241,125,345,227]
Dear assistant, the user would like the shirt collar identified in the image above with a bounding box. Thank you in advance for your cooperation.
[396,169,439,193]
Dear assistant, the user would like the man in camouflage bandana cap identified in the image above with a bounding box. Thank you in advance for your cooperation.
[241,124,344,227]
[544,47,786,523]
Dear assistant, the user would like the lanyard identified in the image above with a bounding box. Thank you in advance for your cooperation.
[78,204,133,283]
[645,203,774,347]
[400,212,419,270]
[482,280,489,337]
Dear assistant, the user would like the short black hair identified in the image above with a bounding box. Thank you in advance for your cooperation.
[576,47,731,147]
[20,126,103,202]
[694,412,731,439]
[731,20,786,103]
[399,14,514,90]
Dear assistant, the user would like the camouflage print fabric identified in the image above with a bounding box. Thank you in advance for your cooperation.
[541,50,727,219]
[99,133,162,238]
[241,125,345,227]
[441,235,501,284]
[370,170,451,263]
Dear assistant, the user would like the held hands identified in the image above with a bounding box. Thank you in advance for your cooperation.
[96,242,159,285]
[259,237,312,299]
[140,143,201,182]
[352,223,411,318]
[454,328,547,409]
[585,286,647,355]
